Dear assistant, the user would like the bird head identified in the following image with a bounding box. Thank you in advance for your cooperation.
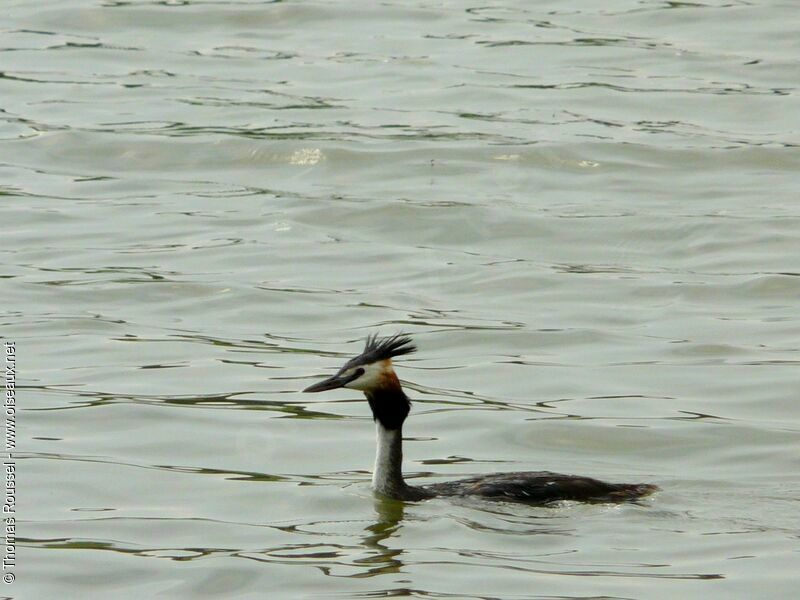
[303,334,416,395]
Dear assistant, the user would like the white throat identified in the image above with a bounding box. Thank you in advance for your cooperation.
[372,422,404,496]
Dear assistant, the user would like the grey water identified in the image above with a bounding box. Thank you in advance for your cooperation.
[2,0,799,598]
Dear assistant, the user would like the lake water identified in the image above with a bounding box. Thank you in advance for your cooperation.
[3,0,799,598]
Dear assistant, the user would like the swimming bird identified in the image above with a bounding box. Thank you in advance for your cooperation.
[303,334,657,504]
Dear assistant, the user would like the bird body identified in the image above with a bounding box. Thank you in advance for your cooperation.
[304,334,657,505]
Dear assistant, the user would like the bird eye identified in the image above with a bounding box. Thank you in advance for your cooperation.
[354,368,365,378]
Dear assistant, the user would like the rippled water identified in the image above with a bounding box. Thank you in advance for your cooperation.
[4,0,799,598]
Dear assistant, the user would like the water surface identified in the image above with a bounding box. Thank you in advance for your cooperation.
[3,1,799,598]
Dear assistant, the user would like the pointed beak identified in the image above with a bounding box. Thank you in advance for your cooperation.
[303,371,357,393]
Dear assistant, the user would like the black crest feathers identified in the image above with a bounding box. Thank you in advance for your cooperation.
[350,333,416,367]
[365,333,416,359]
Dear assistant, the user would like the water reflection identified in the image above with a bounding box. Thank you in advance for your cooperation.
[356,498,407,577]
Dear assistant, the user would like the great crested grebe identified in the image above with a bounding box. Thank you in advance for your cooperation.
[304,334,658,504]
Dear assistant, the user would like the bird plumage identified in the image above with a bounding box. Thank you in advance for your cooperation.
[304,334,657,505]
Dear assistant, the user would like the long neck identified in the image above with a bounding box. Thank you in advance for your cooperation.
[365,386,411,498]
[372,422,405,496]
